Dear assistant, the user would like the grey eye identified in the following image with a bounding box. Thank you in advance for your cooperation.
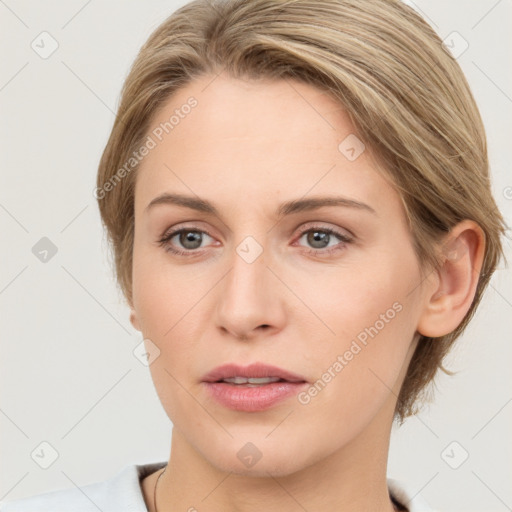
[306,230,331,249]
[177,230,204,250]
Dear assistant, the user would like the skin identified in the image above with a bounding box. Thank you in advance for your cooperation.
[129,72,485,512]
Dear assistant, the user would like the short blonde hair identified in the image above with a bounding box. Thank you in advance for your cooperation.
[96,0,507,420]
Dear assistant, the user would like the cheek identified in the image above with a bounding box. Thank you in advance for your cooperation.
[290,296,418,454]
[132,258,216,425]
[293,248,418,346]
[292,247,421,403]
[132,240,216,336]
[131,248,214,395]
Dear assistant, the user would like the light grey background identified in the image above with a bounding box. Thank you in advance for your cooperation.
[1,1,511,510]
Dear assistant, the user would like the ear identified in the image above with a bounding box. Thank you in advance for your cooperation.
[417,220,486,338]
[129,304,141,332]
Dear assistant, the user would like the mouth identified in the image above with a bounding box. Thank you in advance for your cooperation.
[201,362,307,384]
[201,363,308,412]
[217,376,289,386]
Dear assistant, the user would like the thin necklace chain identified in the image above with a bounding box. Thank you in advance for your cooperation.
[153,465,401,512]
[153,465,167,512]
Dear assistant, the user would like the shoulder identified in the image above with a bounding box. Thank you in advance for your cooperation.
[388,478,439,512]
[1,462,166,512]
[1,467,436,512]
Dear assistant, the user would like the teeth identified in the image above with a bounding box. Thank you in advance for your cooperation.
[248,377,281,384]
[222,376,282,384]
[223,376,249,384]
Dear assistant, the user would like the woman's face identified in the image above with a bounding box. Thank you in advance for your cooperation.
[130,72,432,476]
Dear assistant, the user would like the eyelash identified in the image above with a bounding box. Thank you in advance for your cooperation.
[157,224,353,258]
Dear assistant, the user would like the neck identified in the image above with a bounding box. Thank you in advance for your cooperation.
[155,408,399,512]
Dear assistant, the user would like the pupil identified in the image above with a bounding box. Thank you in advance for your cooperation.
[308,231,329,248]
[180,231,202,249]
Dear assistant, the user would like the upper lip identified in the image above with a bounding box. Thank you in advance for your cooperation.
[202,363,307,383]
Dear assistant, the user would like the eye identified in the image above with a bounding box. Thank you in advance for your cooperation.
[157,224,353,257]
[295,226,353,256]
[157,228,215,255]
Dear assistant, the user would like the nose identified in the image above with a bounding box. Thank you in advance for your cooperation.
[214,240,286,341]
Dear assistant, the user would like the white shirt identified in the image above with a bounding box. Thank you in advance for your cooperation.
[1,462,437,511]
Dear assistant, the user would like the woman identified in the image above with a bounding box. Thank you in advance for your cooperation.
[3,0,506,510]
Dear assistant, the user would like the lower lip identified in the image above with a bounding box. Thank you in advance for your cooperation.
[203,381,308,412]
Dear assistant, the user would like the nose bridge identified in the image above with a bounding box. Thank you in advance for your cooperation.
[224,235,270,313]
[215,234,283,337]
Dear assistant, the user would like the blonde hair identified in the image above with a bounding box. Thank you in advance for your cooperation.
[96,0,507,420]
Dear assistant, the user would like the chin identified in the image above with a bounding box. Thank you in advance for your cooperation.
[210,450,309,478]
[196,430,320,478]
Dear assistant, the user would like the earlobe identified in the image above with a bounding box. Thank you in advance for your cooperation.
[130,307,141,332]
[417,220,486,338]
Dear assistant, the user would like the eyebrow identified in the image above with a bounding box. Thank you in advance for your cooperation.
[144,193,377,217]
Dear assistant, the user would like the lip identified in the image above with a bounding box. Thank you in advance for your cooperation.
[201,363,307,383]
[201,363,308,412]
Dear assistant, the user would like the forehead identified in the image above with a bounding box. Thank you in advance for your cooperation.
[134,72,399,218]
[144,73,349,154]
